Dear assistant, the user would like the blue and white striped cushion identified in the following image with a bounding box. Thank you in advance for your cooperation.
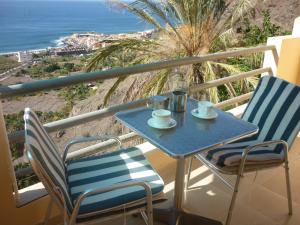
[24,108,73,212]
[242,75,300,145]
[201,76,300,167]
[67,147,164,217]
[202,139,284,167]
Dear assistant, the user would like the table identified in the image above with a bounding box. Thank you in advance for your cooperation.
[115,98,258,225]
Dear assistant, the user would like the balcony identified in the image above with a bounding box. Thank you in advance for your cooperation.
[0,17,300,225]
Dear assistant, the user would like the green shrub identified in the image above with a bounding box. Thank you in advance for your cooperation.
[44,63,61,73]
[240,10,290,46]
[0,56,19,73]
[59,83,93,106]
[59,68,69,75]
[28,66,42,76]
[63,63,75,72]
[15,163,39,189]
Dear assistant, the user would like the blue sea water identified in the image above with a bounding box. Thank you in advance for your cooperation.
[0,0,152,53]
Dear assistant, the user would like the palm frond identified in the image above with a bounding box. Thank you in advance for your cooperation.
[131,0,190,51]
[142,73,162,97]
[108,0,166,32]
[210,61,241,74]
[224,82,237,98]
[142,68,172,97]
[122,77,138,103]
[214,28,235,49]
[203,61,219,103]
[156,70,170,94]
[212,0,258,41]
[244,53,264,69]
[245,76,259,88]
[86,38,159,71]
[231,0,256,24]
[103,75,128,106]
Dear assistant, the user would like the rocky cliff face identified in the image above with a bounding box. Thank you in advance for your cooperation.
[257,0,300,31]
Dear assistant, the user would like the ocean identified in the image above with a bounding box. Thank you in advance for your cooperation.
[0,0,153,53]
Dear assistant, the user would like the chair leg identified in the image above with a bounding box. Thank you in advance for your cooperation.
[44,199,53,225]
[284,160,293,215]
[147,208,153,225]
[141,209,153,225]
[185,157,193,190]
[225,174,242,225]
[145,194,153,225]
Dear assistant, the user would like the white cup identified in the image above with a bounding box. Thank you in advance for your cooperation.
[197,101,214,116]
[152,109,171,126]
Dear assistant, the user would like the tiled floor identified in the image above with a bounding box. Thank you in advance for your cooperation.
[92,136,300,225]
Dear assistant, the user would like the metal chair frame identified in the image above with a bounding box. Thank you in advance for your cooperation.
[186,140,292,225]
[25,135,155,225]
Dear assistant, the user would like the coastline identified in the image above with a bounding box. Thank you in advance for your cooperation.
[0,29,154,56]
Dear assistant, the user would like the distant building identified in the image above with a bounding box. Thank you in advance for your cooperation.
[54,48,92,56]
[17,51,32,63]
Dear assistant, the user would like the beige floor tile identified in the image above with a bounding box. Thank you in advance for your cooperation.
[230,203,280,225]
[239,184,300,223]
[184,180,280,225]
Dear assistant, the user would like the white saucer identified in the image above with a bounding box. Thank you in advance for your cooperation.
[147,118,177,129]
[191,109,218,119]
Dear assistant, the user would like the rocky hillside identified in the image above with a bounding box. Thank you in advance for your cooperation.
[257,0,300,31]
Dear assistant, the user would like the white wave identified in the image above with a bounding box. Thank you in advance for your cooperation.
[141,29,154,33]
[52,36,68,47]
[0,48,47,55]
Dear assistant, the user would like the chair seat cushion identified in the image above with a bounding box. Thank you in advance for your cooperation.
[200,140,284,168]
[66,147,164,217]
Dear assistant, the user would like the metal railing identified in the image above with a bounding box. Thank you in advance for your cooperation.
[0,45,277,179]
[0,45,276,98]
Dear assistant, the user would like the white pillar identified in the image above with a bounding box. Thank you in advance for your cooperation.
[292,17,300,36]
[263,16,300,76]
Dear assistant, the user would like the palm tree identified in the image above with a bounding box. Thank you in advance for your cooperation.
[87,0,260,105]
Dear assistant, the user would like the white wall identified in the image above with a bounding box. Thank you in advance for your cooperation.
[293,17,300,36]
[263,16,300,76]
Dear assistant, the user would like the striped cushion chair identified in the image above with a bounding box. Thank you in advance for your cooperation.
[24,108,165,225]
[186,75,300,225]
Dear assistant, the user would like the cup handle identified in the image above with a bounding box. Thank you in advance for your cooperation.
[147,100,153,109]
[152,111,156,117]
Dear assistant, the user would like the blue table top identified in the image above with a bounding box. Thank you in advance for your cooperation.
[115,98,258,158]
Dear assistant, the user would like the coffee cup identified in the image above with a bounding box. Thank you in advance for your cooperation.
[197,101,214,116]
[152,109,171,126]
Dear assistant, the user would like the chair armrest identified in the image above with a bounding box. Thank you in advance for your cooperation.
[238,140,289,175]
[69,181,153,225]
[62,135,123,162]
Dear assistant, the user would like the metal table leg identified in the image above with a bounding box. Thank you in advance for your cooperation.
[154,157,222,225]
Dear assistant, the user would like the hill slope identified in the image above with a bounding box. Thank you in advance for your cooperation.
[258,0,300,31]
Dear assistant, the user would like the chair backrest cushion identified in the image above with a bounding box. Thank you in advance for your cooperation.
[242,76,300,148]
[24,108,73,212]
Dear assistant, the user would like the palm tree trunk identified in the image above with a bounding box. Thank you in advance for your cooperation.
[192,63,208,100]
[192,63,204,84]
